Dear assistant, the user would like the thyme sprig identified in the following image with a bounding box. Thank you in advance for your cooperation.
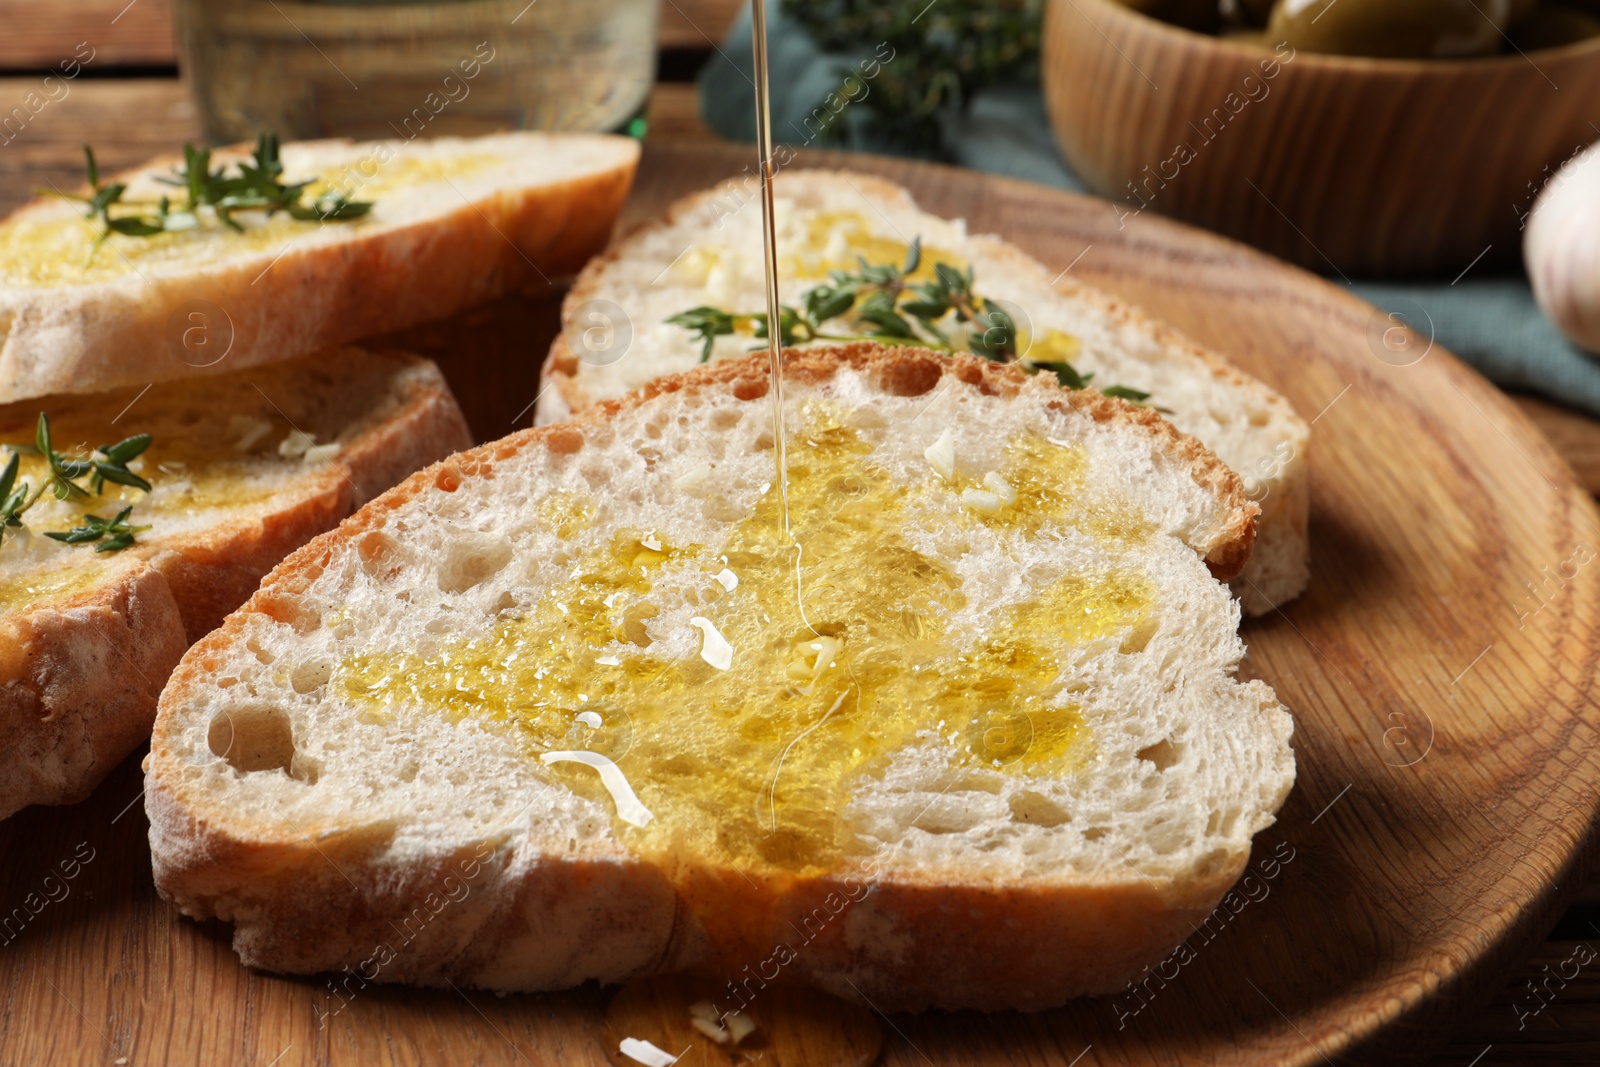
[666,238,1155,406]
[46,506,151,554]
[49,135,373,263]
[0,414,155,553]
[782,0,1042,155]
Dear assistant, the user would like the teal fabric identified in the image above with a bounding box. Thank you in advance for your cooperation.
[699,5,1600,415]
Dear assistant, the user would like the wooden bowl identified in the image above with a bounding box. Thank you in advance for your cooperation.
[1041,0,1600,277]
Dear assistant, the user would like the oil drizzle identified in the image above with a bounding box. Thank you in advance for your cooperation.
[339,412,1149,874]
[749,0,790,534]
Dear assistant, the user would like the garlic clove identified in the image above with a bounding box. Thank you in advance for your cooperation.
[1526,140,1600,356]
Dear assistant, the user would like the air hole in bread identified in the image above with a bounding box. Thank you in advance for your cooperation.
[256,591,321,634]
[711,408,742,430]
[880,353,942,397]
[290,657,334,695]
[437,536,513,594]
[1008,790,1072,828]
[1082,826,1108,842]
[1249,409,1271,428]
[617,603,659,647]
[732,378,768,402]
[1120,616,1159,654]
[548,428,585,454]
[435,464,463,492]
[246,637,275,665]
[208,705,298,776]
[357,530,402,579]
[1205,806,1242,837]
[913,800,985,835]
[1137,739,1181,772]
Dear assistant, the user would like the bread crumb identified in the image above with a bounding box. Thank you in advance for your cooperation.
[689,617,733,670]
[618,1036,679,1065]
[961,487,1003,515]
[924,429,956,481]
[983,471,1017,506]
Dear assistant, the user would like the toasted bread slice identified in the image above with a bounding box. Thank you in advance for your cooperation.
[0,132,639,403]
[147,343,1295,1012]
[540,170,1309,614]
[0,349,470,820]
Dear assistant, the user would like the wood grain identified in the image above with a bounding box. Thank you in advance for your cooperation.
[0,0,176,69]
[5,108,1600,1064]
[1517,394,1600,497]
[657,0,742,51]
[0,0,742,70]
[1041,0,1600,277]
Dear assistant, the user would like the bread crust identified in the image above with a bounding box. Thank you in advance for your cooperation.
[0,562,186,820]
[0,349,471,821]
[541,168,1306,612]
[147,343,1268,1010]
[0,135,639,404]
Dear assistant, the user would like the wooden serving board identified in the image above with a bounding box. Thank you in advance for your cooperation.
[3,141,1599,1067]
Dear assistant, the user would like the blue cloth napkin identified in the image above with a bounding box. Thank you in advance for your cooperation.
[699,5,1600,415]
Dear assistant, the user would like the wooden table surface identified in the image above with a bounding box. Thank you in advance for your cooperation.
[2,8,1600,1060]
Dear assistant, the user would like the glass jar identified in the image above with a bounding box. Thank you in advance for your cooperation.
[173,0,659,143]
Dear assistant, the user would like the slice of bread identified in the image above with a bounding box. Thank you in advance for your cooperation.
[0,132,639,403]
[539,170,1309,615]
[147,343,1295,1012]
[0,349,470,820]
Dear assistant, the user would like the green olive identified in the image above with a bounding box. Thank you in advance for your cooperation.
[1510,4,1600,48]
[1267,0,1533,57]
[1111,0,1222,33]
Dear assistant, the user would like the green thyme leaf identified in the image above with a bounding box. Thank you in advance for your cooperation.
[0,451,27,548]
[666,306,738,363]
[902,237,922,276]
[969,305,1017,362]
[45,505,150,553]
[665,237,1164,409]
[781,0,1041,155]
[805,284,857,324]
[752,307,806,347]
[2,415,156,553]
[60,134,374,257]
[37,413,89,500]
[854,303,917,339]
[1028,360,1092,391]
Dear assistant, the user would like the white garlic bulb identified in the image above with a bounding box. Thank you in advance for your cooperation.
[1527,140,1600,356]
